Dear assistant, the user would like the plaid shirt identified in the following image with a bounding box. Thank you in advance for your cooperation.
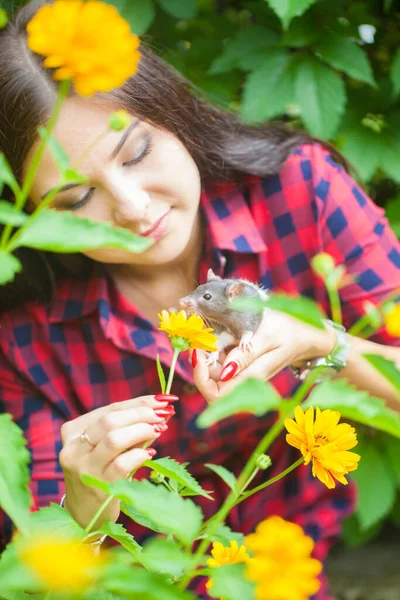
[1,143,400,598]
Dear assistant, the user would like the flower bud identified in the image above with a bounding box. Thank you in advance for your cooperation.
[150,470,165,484]
[109,109,132,132]
[255,454,272,470]
[311,253,335,279]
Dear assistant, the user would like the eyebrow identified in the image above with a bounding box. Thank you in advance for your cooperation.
[40,119,139,200]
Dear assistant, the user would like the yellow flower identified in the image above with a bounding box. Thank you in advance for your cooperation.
[385,303,400,337]
[158,309,218,352]
[27,0,140,96]
[245,516,322,600]
[285,406,361,489]
[206,540,251,593]
[18,536,107,591]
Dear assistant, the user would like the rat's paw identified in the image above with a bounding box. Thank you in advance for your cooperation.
[239,331,254,354]
[205,351,219,367]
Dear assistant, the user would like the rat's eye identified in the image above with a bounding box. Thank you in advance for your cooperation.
[203,293,212,301]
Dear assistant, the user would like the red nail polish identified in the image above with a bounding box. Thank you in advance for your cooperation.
[152,423,168,433]
[146,448,157,457]
[154,393,180,403]
[154,407,175,417]
[220,361,239,382]
[191,349,197,368]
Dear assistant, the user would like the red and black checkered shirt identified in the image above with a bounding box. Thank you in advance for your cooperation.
[1,143,400,598]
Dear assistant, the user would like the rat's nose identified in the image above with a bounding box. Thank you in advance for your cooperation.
[179,296,194,313]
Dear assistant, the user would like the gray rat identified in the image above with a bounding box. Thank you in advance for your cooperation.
[179,268,269,365]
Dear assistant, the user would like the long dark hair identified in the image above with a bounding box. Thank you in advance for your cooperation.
[0,0,347,312]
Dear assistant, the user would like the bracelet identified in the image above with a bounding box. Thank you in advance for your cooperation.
[60,493,108,546]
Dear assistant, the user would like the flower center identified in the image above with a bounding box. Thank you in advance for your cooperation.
[314,433,330,447]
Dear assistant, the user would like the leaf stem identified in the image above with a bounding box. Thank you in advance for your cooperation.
[84,495,114,535]
[327,284,342,325]
[237,458,304,503]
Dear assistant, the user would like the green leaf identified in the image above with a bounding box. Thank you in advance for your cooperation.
[240,50,294,122]
[351,436,396,529]
[266,0,316,29]
[29,503,86,541]
[156,354,166,393]
[98,521,143,556]
[203,524,245,547]
[122,0,155,35]
[157,0,197,19]
[209,563,256,600]
[342,514,383,548]
[314,36,376,87]
[141,536,193,577]
[82,475,203,546]
[0,153,20,196]
[295,56,346,138]
[209,26,279,75]
[364,354,400,395]
[0,251,22,285]
[281,13,321,47]
[11,209,153,253]
[0,414,32,535]
[205,464,238,492]
[38,127,70,173]
[0,201,28,226]
[197,378,281,429]
[303,380,400,439]
[144,456,213,499]
[104,0,127,12]
[104,565,196,599]
[381,434,400,486]
[0,543,43,594]
[391,48,400,96]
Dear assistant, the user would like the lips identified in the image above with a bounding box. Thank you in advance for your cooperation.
[141,209,170,237]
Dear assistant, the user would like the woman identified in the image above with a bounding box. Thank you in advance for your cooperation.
[1,2,399,598]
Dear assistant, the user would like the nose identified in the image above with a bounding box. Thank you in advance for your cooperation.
[179,296,194,313]
[109,172,151,226]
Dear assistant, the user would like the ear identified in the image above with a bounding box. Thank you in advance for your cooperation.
[226,282,246,299]
[207,268,221,281]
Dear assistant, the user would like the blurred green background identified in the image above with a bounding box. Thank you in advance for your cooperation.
[1,0,400,550]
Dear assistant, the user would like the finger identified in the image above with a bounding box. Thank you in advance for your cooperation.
[91,422,161,467]
[103,447,156,481]
[61,395,173,445]
[82,405,168,448]
[192,349,222,403]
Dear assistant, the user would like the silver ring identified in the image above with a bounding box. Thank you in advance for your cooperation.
[80,430,95,447]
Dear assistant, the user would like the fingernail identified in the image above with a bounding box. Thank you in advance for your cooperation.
[220,361,239,382]
[154,393,180,403]
[191,349,197,368]
[152,423,168,433]
[146,448,157,457]
[154,407,175,417]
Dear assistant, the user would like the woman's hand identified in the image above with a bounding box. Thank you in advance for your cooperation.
[59,394,176,534]
[193,310,336,403]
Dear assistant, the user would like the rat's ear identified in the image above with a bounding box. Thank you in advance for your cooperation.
[207,268,221,281]
[225,282,246,299]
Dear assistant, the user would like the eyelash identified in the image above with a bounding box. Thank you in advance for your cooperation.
[68,139,154,211]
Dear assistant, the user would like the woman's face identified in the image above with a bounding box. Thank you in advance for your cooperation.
[25,96,202,268]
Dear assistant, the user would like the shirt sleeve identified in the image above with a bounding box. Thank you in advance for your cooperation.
[0,347,66,552]
[310,143,400,345]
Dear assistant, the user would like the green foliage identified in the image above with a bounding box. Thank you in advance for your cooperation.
[197,378,281,428]
[29,504,86,541]
[0,251,21,284]
[266,0,316,29]
[205,464,238,492]
[156,354,167,393]
[364,354,400,395]
[143,456,213,499]
[0,415,32,536]
[97,522,143,556]
[208,563,256,600]
[140,537,193,577]
[81,475,204,546]
[10,209,153,253]
[0,202,28,226]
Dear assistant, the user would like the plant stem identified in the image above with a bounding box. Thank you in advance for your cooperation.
[327,284,342,325]
[239,467,259,495]
[237,458,304,503]
[0,79,71,249]
[166,348,180,394]
[84,495,114,535]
